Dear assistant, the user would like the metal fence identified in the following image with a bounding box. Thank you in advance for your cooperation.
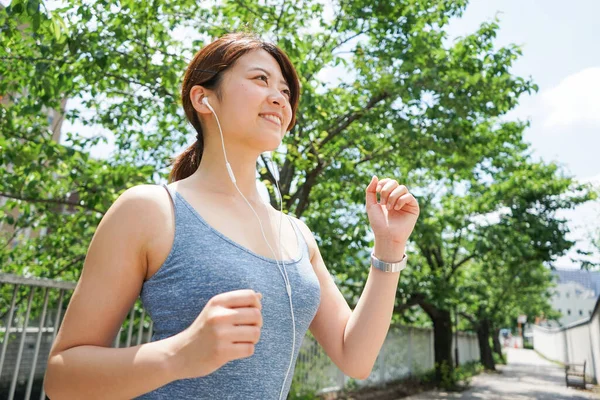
[0,273,155,400]
[0,273,72,400]
[0,273,479,399]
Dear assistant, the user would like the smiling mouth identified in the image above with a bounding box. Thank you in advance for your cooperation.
[259,114,282,127]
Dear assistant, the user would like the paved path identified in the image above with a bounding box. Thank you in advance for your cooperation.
[404,348,599,399]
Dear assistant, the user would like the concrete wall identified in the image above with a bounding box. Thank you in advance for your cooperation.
[533,295,600,384]
[588,309,600,384]
[566,322,595,379]
[532,324,567,363]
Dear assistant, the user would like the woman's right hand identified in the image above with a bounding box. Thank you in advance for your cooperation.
[167,289,263,380]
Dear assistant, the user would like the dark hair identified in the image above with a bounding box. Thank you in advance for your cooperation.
[169,32,301,182]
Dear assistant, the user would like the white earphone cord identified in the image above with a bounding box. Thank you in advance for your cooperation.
[203,98,296,400]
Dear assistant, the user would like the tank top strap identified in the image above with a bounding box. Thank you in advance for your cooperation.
[161,182,174,199]
[287,216,310,260]
[160,183,179,219]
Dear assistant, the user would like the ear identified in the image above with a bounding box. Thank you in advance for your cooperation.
[189,85,213,115]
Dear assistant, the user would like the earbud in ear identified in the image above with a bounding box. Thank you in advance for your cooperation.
[202,97,209,106]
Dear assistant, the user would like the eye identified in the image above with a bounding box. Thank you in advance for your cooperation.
[256,75,291,99]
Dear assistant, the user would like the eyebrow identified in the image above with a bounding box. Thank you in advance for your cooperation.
[248,67,290,89]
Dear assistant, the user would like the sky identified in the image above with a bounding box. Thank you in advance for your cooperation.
[442,0,600,268]
[4,0,598,268]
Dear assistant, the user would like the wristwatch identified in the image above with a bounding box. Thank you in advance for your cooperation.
[371,252,408,272]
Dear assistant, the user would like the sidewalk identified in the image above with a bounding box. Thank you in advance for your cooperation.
[403,348,599,399]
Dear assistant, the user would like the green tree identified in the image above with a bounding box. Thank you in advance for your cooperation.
[408,153,592,380]
[466,160,586,369]
[460,259,559,370]
[1,0,595,385]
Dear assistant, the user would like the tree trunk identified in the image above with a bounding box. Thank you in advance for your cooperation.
[492,327,505,364]
[420,302,456,385]
[431,309,454,383]
[477,318,496,370]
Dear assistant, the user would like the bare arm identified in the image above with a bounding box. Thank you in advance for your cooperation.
[45,337,180,400]
[44,185,179,399]
[297,219,403,380]
[341,239,403,379]
[302,176,418,380]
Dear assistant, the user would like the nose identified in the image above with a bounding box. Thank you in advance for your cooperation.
[269,90,287,109]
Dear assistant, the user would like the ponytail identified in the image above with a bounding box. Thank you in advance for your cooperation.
[168,136,203,183]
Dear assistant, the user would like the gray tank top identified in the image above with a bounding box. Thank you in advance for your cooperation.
[135,184,321,399]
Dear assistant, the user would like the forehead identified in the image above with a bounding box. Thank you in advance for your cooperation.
[233,49,287,84]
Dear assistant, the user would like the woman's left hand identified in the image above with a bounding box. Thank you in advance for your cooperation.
[365,175,420,246]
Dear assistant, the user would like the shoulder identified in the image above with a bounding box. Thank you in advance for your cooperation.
[105,184,173,249]
[118,183,168,201]
[111,184,171,219]
[287,215,318,261]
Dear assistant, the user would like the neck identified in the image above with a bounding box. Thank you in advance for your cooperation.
[189,139,266,205]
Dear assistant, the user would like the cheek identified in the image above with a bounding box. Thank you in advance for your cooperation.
[227,84,257,119]
[238,82,259,100]
[237,83,263,110]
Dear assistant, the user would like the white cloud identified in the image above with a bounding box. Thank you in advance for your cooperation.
[541,67,600,128]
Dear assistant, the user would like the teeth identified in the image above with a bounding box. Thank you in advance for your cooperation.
[260,114,281,126]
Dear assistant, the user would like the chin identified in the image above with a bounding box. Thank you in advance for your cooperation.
[264,140,282,152]
[245,127,284,152]
[257,131,284,150]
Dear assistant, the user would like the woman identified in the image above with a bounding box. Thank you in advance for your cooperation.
[44,32,419,399]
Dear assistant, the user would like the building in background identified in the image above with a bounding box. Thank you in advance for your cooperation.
[550,268,600,326]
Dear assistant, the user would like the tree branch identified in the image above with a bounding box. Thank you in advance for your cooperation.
[418,300,440,319]
[0,56,71,64]
[355,146,395,166]
[450,228,463,270]
[285,134,325,214]
[292,162,324,217]
[258,154,279,207]
[433,244,444,269]
[259,154,277,186]
[319,90,391,149]
[233,0,276,20]
[450,254,476,275]
[489,269,523,321]
[393,293,425,314]
[103,73,174,100]
[1,228,21,251]
[279,152,295,196]
[418,244,438,270]
[303,2,371,85]
[0,192,104,214]
[303,9,345,84]
[459,311,478,329]
[273,0,288,41]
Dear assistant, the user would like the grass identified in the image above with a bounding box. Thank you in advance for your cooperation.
[318,361,485,400]
[532,349,565,367]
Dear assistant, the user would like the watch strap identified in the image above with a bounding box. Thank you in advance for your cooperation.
[371,252,407,273]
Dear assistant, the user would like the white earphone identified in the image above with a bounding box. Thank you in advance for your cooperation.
[202,96,296,400]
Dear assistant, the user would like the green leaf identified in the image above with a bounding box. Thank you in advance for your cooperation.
[32,10,40,32]
[26,0,39,16]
